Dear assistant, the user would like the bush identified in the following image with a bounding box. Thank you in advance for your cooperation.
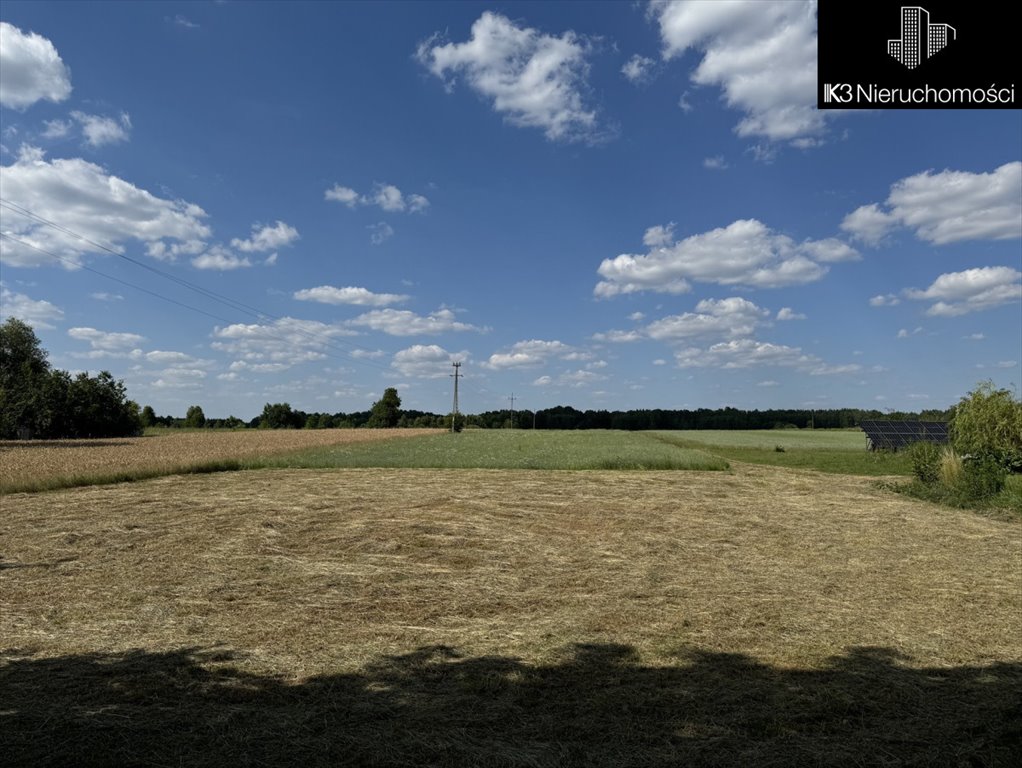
[950,382,1022,472]
[908,441,941,484]
[957,457,1006,500]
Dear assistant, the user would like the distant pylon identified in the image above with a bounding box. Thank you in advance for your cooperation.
[450,362,462,433]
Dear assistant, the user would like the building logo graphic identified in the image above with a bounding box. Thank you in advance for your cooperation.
[888,6,956,69]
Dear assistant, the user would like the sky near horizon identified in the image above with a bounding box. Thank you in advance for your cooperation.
[0,1,1019,418]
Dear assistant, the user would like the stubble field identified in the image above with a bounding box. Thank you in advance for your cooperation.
[0,428,439,493]
[2,433,1020,766]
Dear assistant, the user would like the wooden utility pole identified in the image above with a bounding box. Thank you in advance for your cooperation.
[450,362,461,433]
[508,392,515,429]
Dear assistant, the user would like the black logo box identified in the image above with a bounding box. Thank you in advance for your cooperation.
[818,0,1019,109]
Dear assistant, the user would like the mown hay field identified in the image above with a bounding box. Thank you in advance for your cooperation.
[0,429,438,493]
[2,463,1020,766]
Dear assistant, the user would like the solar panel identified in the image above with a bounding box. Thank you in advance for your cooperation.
[860,420,949,451]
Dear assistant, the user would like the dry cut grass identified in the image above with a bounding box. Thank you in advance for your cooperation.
[2,463,1020,766]
[0,429,438,493]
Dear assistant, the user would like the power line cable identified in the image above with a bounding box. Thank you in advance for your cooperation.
[0,232,399,377]
[0,203,404,376]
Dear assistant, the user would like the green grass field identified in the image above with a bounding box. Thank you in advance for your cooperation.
[248,429,730,471]
[653,429,915,476]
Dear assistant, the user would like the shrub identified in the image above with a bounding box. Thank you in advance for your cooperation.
[908,441,941,484]
[950,382,1022,472]
[957,457,1006,500]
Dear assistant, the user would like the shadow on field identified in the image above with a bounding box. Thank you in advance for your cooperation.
[2,644,1019,767]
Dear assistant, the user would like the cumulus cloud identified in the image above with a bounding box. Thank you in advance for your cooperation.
[0,286,63,329]
[230,221,299,253]
[622,54,656,84]
[68,326,145,352]
[594,219,846,297]
[842,162,1022,245]
[904,266,1022,316]
[417,11,601,143]
[324,184,360,207]
[391,344,468,378]
[212,317,357,372]
[798,237,860,262]
[869,293,900,307]
[293,285,409,307]
[703,155,728,170]
[776,307,806,321]
[673,338,858,375]
[368,221,394,245]
[646,297,770,341]
[483,339,576,370]
[71,111,131,147]
[0,146,211,268]
[651,1,834,143]
[0,22,72,110]
[532,369,606,388]
[346,308,485,336]
[191,247,252,271]
[324,182,429,213]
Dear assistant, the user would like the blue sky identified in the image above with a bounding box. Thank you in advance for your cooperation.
[1,1,1019,418]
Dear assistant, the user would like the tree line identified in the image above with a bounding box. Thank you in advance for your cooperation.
[1,318,142,439]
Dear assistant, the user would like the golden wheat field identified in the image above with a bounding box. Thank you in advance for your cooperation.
[2,462,1020,766]
[0,429,437,492]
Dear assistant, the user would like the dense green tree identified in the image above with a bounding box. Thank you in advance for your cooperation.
[367,388,402,428]
[141,405,157,428]
[260,402,302,429]
[0,318,52,438]
[184,405,206,428]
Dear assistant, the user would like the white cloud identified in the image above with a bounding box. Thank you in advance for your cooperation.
[595,219,837,297]
[776,307,806,321]
[622,54,655,84]
[994,361,1018,369]
[0,286,63,329]
[347,308,485,336]
[293,285,410,307]
[964,333,985,340]
[646,297,769,341]
[42,118,72,139]
[0,23,72,110]
[533,375,553,386]
[391,344,468,378]
[324,182,429,214]
[592,329,644,343]
[703,155,728,170]
[483,339,575,370]
[324,184,360,206]
[68,326,145,351]
[897,327,923,339]
[368,221,395,245]
[678,91,694,112]
[90,292,123,302]
[191,247,252,271]
[798,237,860,263]
[71,111,131,147]
[0,147,211,268]
[628,312,645,322]
[230,221,299,253]
[212,317,357,372]
[904,266,1022,317]
[842,163,1022,245]
[417,11,600,143]
[651,1,832,142]
[643,223,675,247]
[757,380,780,387]
[652,358,667,366]
[172,15,199,29]
[869,293,900,307]
[673,338,857,376]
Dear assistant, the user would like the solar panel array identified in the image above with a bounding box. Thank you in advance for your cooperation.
[860,420,949,451]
